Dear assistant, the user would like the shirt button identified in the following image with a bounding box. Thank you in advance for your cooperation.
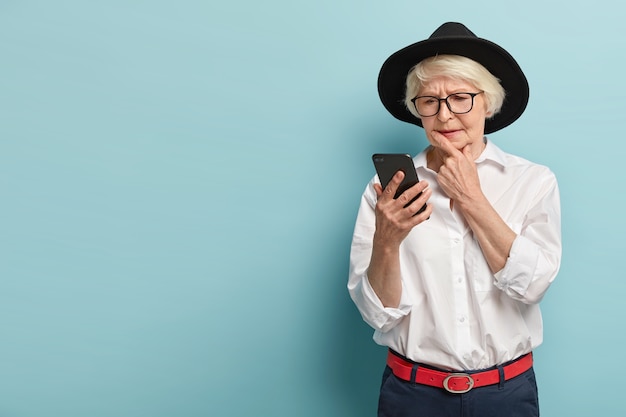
[457,277,463,283]
[459,316,466,323]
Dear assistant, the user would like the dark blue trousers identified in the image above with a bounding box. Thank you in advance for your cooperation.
[378,365,539,417]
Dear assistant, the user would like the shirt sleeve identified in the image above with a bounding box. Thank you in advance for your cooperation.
[494,168,562,304]
[347,181,412,332]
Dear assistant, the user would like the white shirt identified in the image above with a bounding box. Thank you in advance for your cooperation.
[348,139,561,371]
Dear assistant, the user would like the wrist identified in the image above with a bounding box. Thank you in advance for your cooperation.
[372,232,402,253]
[456,190,488,213]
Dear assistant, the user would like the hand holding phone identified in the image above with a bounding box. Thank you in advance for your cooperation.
[372,153,427,215]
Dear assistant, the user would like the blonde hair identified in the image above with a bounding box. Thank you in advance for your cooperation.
[404,55,505,119]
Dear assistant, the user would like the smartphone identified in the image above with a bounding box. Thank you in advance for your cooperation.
[372,153,427,215]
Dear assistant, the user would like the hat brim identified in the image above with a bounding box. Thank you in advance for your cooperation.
[378,36,529,134]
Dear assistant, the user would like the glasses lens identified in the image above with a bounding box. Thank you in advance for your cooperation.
[415,96,439,117]
[446,93,474,114]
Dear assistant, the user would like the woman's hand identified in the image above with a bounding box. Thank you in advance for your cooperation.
[431,132,483,206]
[373,171,432,248]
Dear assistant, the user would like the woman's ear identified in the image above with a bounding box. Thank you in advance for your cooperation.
[483,100,493,118]
[485,103,494,118]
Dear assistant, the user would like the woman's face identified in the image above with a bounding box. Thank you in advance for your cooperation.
[418,76,489,156]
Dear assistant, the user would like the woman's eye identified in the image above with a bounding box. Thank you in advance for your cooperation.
[450,94,469,102]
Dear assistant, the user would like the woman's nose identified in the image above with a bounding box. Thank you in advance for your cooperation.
[437,101,454,121]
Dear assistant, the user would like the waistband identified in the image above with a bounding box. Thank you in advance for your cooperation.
[386,350,533,394]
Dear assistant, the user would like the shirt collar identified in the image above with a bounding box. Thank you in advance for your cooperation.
[475,137,507,167]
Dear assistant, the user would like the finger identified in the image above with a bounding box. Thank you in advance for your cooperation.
[405,186,432,215]
[408,199,433,225]
[373,182,383,197]
[397,181,430,219]
[462,145,474,161]
[418,202,434,219]
[431,131,461,156]
[397,179,429,207]
[380,170,405,200]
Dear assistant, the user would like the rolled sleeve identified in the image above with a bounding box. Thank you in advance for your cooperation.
[350,272,412,332]
[494,236,539,297]
[494,170,561,304]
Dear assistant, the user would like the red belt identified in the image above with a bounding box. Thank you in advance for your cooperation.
[386,350,533,394]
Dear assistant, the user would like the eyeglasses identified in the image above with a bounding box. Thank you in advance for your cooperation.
[410,91,484,117]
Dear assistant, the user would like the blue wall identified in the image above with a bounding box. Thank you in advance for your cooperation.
[1,1,623,416]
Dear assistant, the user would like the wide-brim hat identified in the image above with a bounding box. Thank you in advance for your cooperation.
[377,22,529,134]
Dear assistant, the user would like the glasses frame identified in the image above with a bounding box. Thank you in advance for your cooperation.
[410,91,484,117]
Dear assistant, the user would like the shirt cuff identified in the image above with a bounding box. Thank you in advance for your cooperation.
[361,274,412,332]
[494,235,538,296]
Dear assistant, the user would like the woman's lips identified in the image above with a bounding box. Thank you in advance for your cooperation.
[438,130,460,139]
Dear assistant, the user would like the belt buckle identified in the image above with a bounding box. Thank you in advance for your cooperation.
[443,373,474,394]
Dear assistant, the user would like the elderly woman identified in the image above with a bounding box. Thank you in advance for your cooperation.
[348,22,561,417]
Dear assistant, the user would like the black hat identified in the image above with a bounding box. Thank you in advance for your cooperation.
[377,22,529,134]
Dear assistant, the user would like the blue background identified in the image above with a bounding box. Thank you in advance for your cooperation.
[0,1,623,416]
